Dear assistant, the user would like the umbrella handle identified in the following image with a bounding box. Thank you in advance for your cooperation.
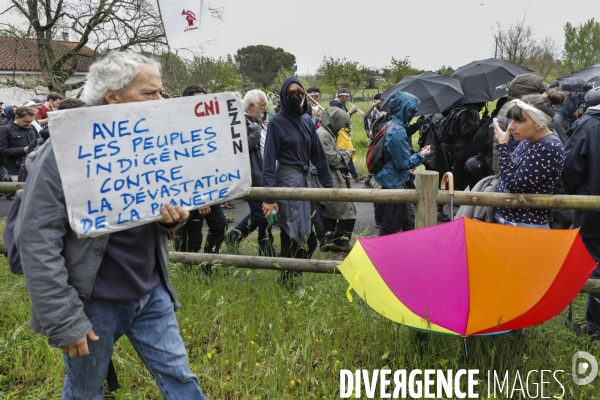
[440,172,455,195]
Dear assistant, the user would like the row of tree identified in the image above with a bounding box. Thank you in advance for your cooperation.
[492,17,600,82]
[1,0,599,97]
[159,49,428,97]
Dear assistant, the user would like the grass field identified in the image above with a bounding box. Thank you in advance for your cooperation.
[1,255,599,399]
[2,99,600,399]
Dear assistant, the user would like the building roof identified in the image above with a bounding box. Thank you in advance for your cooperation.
[0,36,95,73]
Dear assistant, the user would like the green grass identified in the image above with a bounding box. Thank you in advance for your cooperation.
[1,248,599,399]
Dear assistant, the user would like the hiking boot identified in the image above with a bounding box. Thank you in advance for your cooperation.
[220,201,235,209]
[354,174,365,182]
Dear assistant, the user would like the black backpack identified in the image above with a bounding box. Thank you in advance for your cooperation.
[472,111,493,154]
[439,108,467,153]
[366,122,398,175]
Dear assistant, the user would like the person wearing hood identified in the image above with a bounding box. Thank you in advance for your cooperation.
[330,88,365,182]
[561,89,600,339]
[374,92,430,236]
[316,107,357,253]
[262,77,333,283]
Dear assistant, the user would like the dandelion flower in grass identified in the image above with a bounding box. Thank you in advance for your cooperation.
[334,360,340,365]
[290,380,296,386]
[331,350,338,356]
[250,340,255,345]
[287,300,292,305]
[315,339,319,343]
[206,352,213,360]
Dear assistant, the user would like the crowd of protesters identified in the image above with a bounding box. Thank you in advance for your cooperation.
[3,48,600,397]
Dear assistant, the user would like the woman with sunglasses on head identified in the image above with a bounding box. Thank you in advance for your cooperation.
[262,77,333,285]
[492,90,566,228]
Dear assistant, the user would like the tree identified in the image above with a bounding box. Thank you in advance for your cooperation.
[492,17,538,65]
[0,1,223,95]
[0,0,164,94]
[158,53,193,97]
[316,56,365,94]
[436,65,455,77]
[188,56,244,93]
[491,17,567,82]
[361,67,384,89]
[383,57,419,88]
[272,67,296,93]
[563,18,600,72]
[526,37,567,82]
[234,45,297,89]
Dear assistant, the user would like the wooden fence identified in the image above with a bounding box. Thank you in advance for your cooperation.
[2,170,600,294]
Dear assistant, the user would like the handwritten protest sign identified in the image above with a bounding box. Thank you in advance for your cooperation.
[49,93,251,237]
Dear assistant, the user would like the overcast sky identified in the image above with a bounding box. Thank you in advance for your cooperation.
[201,0,599,74]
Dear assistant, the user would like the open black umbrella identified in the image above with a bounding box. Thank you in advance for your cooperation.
[380,72,464,116]
[451,58,532,103]
[555,64,600,86]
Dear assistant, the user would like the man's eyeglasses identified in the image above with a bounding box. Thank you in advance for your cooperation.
[286,88,304,97]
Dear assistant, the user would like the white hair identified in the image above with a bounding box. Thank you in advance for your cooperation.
[81,50,161,106]
[243,89,267,111]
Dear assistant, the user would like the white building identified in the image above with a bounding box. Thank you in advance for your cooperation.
[0,36,94,105]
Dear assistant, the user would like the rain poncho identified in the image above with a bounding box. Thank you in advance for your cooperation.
[317,107,356,221]
[374,92,423,189]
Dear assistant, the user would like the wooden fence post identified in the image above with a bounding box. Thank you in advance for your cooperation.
[415,170,439,228]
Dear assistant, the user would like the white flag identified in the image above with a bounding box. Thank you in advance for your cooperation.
[157,0,209,48]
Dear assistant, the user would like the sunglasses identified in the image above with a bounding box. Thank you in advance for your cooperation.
[286,88,304,97]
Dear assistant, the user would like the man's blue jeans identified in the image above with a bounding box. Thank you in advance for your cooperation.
[61,283,205,400]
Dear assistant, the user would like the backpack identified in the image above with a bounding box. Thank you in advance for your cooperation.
[469,111,495,177]
[472,111,493,154]
[366,122,397,175]
[439,107,469,153]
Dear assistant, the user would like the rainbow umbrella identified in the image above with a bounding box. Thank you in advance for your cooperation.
[339,217,597,336]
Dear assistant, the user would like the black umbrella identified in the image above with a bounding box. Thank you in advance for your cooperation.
[555,64,600,86]
[451,58,532,103]
[380,72,464,116]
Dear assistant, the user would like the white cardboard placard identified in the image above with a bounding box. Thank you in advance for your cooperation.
[48,93,250,237]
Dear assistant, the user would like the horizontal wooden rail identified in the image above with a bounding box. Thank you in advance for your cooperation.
[170,252,340,274]
[4,183,600,211]
[170,252,600,295]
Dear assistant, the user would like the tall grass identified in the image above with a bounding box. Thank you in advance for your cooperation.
[1,253,599,399]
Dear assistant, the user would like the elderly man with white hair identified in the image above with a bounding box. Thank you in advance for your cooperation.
[15,51,206,399]
[226,89,276,255]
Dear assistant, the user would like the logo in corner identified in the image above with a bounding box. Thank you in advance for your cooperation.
[572,351,598,386]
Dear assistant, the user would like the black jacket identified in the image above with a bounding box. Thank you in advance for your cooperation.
[451,105,480,161]
[246,114,264,187]
[0,121,38,174]
[562,106,600,258]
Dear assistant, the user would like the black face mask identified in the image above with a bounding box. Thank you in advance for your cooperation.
[285,93,304,116]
